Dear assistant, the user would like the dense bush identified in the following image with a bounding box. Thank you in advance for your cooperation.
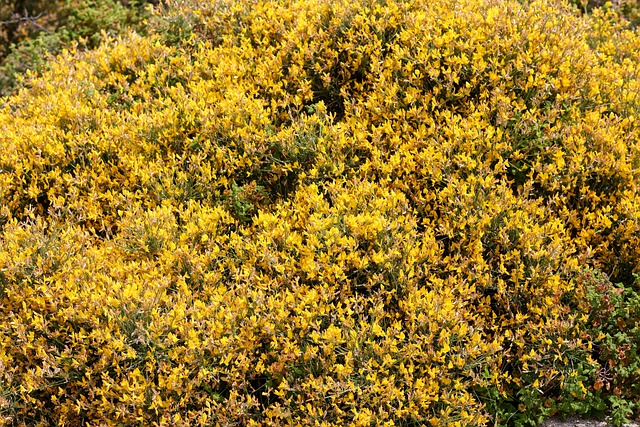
[1,0,640,425]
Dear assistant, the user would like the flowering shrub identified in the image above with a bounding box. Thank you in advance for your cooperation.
[1,0,640,425]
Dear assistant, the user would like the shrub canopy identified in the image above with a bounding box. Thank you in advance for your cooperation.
[1,0,640,425]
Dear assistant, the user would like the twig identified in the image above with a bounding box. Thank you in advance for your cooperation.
[0,12,50,33]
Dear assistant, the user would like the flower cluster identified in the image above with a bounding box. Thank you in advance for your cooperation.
[1,0,640,425]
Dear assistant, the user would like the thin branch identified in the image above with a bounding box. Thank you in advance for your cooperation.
[0,12,50,33]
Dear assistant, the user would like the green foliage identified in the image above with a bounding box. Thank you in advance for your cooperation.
[0,0,154,97]
[580,271,640,424]
[0,31,63,95]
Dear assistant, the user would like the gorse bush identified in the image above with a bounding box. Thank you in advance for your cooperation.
[1,0,640,425]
